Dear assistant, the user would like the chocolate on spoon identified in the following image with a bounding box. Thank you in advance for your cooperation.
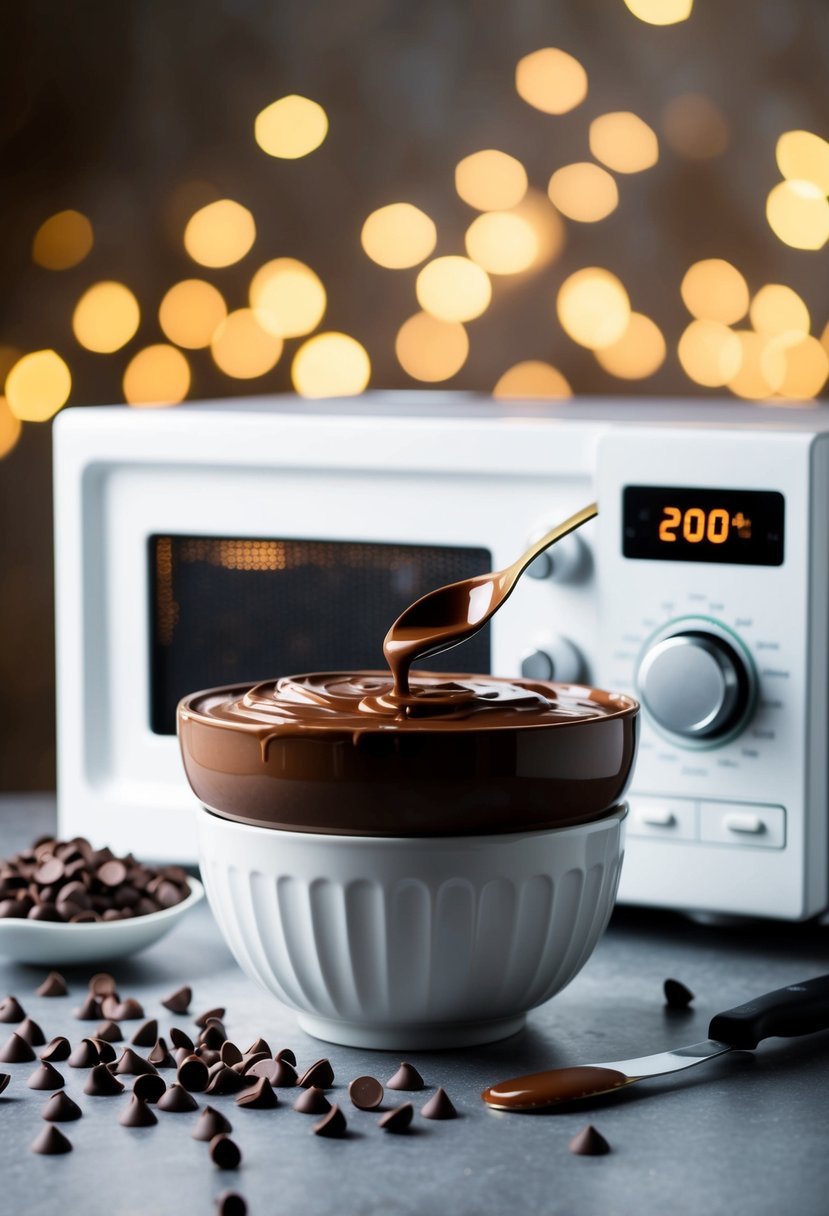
[383,502,598,698]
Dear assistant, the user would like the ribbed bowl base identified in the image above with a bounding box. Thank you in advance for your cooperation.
[296,1010,527,1050]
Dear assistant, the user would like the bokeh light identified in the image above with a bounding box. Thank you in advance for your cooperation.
[595,312,666,379]
[766,180,829,250]
[454,150,528,211]
[547,163,619,222]
[623,0,693,24]
[210,309,283,379]
[123,345,191,407]
[360,204,437,269]
[661,93,729,159]
[556,268,630,349]
[728,331,783,399]
[677,320,742,387]
[769,336,829,400]
[159,280,227,349]
[680,259,748,324]
[589,112,659,173]
[464,211,538,274]
[0,397,22,458]
[776,130,829,194]
[72,282,140,353]
[416,256,492,322]
[254,95,329,159]
[492,361,572,399]
[749,284,810,343]
[510,189,567,268]
[249,258,326,337]
[183,199,256,268]
[395,312,469,382]
[291,332,371,398]
[32,210,93,270]
[515,48,587,115]
[5,350,72,421]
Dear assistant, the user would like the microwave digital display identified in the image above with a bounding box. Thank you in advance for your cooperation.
[622,486,785,566]
[149,535,492,735]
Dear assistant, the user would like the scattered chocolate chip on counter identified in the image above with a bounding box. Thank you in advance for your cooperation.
[102,996,144,1021]
[161,985,192,1014]
[31,1125,72,1155]
[94,1019,123,1043]
[18,1017,46,1046]
[74,995,102,1022]
[235,1076,277,1109]
[27,1062,65,1091]
[312,1103,347,1138]
[89,1037,117,1064]
[386,1061,425,1091]
[133,1073,167,1104]
[88,973,118,997]
[293,1086,331,1115]
[664,977,694,1009]
[0,1072,10,1095]
[210,1133,242,1169]
[207,1065,248,1096]
[177,1054,210,1092]
[194,1006,225,1028]
[216,1192,247,1216]
[41,1090,82,1122]
[275,1047,296,1066]
[421,1087,457,1120]
[114,1047,157,1077]
[68,1039,100,1068]
[244,1037,271,1057]
[297,1057,334,1089]
[378,1102,414,1133]
[169,1027,195,1052]
[249,1057,295,1086]
[192,1106,233,1141]
[119,1094,158,1127]
[131,1018,158,1048]
[40,1036,70,1063]
[0,996,26,1023]
[0,1032,36,1062]
[148,1037,176,1068]
[156,1082,198,1112]
[569,1124,611,1156]
[35,972,68,998]
[348,1075,384,1110]
[84,1063,124,1096]
[220,1040,243,1066]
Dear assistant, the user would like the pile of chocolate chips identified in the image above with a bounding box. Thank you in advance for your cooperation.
[0,836,190,922]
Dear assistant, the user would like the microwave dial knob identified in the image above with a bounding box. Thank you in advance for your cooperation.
[521,635,584,684]
[526,532,586,583]
[637,630,751,740]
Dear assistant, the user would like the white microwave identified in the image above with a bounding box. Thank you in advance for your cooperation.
[53,393,829,921]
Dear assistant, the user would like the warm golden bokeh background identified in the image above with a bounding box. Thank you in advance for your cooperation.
[1,0,827,786]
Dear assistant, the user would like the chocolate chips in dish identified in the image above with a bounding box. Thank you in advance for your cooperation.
[0,837,190,923]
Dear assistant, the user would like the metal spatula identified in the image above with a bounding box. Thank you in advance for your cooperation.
[482,973,829,1111]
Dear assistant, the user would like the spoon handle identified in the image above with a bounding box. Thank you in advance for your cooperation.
[515,502,599,575]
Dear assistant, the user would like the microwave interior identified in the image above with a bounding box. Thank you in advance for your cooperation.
[149,534,492,734]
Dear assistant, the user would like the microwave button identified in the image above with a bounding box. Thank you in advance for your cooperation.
[520,635,584,683]
[526,531,587,583]
[628,796,697,840]
[699,802,786,849]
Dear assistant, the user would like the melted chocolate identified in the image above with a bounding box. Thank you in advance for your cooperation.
[481,1066,632,1110]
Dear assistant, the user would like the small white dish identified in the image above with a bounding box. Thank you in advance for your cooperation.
[0,877,204,965]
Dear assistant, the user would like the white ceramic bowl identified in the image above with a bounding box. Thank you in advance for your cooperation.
[197,806,626,1049]
[0,878,204,966]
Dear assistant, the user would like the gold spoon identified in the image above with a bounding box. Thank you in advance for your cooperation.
[384,502,598,697]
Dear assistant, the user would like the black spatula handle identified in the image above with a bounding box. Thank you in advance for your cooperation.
[708,973,829,1050]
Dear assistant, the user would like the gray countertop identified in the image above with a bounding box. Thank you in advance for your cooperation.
[1,795,828,1216]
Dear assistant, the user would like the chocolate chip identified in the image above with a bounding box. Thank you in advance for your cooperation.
[177,1055,210,1092]
[0,1032,36,1062]
[421,1087,457,1120]
[84,1062,124,1095]
[210,1133,242,1170]
[312,1103,347,1138]
[244,1037,271,1058]
[88,973,118,996]
[34,857,65,886]
[94,1020,123,1043]
[36,972,68,998]
[115,1047,157,1076]
[275,1047,296,1066]
[293,1085,331,1115]
[297,1058,334,1089]
[119,1095,158,1127]
[147,1038,176,1068]
[0,1072,9,1095]
[41,1037,71,1063]
[104,996,144,1021]
[156,1082,198,1112]
[220,1041,243,1066]
[198,1047,222,1068]
[68,1039,100,1068]
[97,860,127,887]
[27,1062,65,1090]
[216,1193,247,1216]
[348,1075,384,1111]
[378,1102,414,1133]
[41,1090,82,1122]
[74,995,102,1022]
[192,1105,232,1141]
[17,1017,46,1047]
[569,1124,611,1156]
[386,1062,424,1091]
[0,996,25,1023]
[88,1038,117,1064]
[131,1019,158,1048]
[664,978,694,1009]
[249,1058,296,1087]
[235,1076,277,1109]
[169,1027,195,1052]
[195,1007,225,1028]
[161,985,192,1014]
[28,903,62,922]
[198,1024,226,1051]
[31,1125,72,1154]
[206,1065,247,1096]
[131,1072,166,1104]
